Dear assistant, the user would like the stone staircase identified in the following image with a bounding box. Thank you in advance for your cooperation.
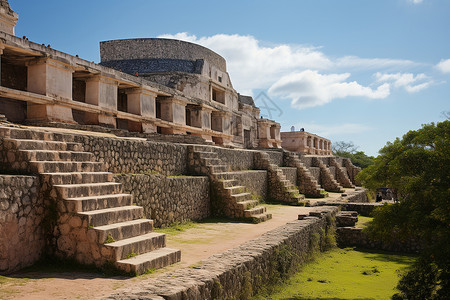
[284,152,327,198]
[0,126,180,275]
[329,157,355,188]
[188,145,272,223]
[254,152,308,206]
[312,157,344,193]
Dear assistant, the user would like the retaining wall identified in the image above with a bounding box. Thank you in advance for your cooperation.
[0,175,44,274]
[337,227,422,253]
[72,135,188,176]
[227,170,268,200]
[106,206,338,300]
[265,150,283,166]
[114,174,210,227]
[213,147,255,171]
[280,167,297,186]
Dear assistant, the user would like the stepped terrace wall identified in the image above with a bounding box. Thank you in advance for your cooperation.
[71,135,188,176]
[114,174,210,227]
[107,206,338,299]
[280,167,297,186]
[0,175,44,274]
[226,170,268,200]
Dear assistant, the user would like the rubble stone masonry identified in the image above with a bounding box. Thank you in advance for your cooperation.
[0,175,45,274]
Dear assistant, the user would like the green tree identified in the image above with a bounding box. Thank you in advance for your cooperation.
[357,121,450,299]
[332,141,374,168]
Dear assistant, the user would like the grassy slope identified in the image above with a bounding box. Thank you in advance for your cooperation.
[254,247,416,300]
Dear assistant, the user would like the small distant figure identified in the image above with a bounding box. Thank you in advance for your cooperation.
[376,193,382,202]
[300,128,305,132]
[291,126,295,132]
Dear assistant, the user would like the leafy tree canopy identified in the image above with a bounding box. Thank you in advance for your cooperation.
[357,121,450,299]
[332,141,374,169]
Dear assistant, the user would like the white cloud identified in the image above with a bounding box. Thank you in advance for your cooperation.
[158,33,331,94]
[293,122,372,137]
[158,32,430,109]
[409,0,424,4]
[375,72,432,93]
[335,56,420,70]
[268,70,390,109]
[436,59,450,74]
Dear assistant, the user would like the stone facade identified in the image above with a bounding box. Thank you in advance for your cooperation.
[0,175,44,274]
[114,174,210,227]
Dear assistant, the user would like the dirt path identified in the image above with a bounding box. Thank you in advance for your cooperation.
[0,198,350,300]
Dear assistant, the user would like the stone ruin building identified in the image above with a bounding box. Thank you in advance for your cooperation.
[0,0,365,280]
[281,130,332,155]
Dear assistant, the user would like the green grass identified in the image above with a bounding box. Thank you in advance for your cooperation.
[356,216,373,228]
[253,247,416,300]
[155,221,198,235]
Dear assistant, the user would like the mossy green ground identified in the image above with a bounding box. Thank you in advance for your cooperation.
[253,247,416,300]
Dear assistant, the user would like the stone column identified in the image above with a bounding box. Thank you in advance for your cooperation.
[85,76,118,127]
[126,87,157,133]
[0,44,4,85]
[26,58,75,123]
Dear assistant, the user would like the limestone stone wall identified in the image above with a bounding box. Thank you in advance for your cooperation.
[72,135,188,176]
[309,167,320,183]
[212,147,255,171]
[265,150,283,166]
[326,202,382,217]
[106,207,338,299]
[114,174,210,227]
[337,227,422,253]
[328,166,336,178]
[280,167,297,186]
[0,175,44,274]
[227,170,267,200]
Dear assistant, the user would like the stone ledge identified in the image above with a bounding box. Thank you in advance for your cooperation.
[105,206,338,299]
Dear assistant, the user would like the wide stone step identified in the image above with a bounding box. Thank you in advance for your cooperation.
[249,213,272,224]
[202,157,221,166]
[105,232,167,261]
[230,192,252,202]
[196,151,217,159]
[94,219,154,244]
[65,193,133,212]
[190,145,213,152]
[78,205,143,227]
[209,165,227,173]
[224,186,247,195]
[219,179,238,188]
[55,182,122,198]
[212,172,235,180]
[0,127,76,142]
[236,200,259,210]
[115,248,181,275]
[0,127,52,140]
[42,172,113,185]
[30,161,103,173]
[244,206,267,218]
[4,138,82,151]
[20,150,94,162]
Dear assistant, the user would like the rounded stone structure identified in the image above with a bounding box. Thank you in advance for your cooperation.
[100,38,227,72]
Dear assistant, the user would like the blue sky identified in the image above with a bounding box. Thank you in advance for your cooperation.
[11,0,450,156]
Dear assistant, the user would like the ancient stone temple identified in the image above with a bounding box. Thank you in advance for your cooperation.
[0,1,364,281]
[281,130,332,155]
